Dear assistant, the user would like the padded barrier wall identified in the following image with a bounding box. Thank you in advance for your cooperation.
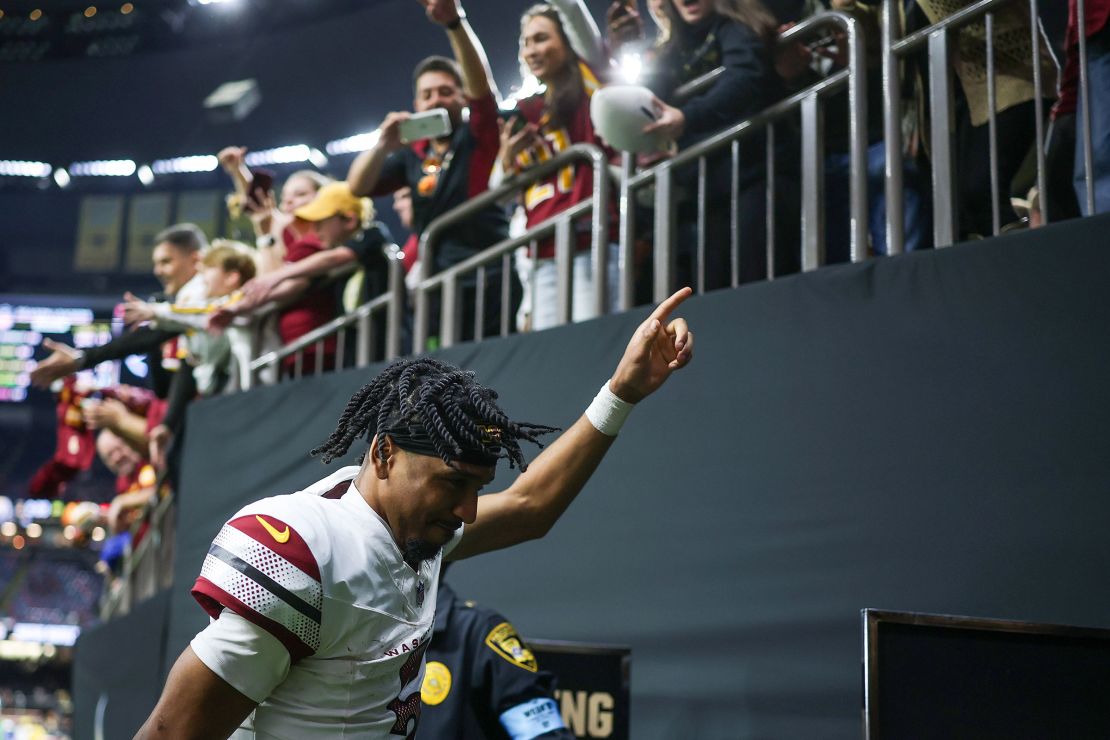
[146,213,1110,738]
[73,590,169,740]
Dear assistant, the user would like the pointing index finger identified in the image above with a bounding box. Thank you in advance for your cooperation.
[648,286,693,324]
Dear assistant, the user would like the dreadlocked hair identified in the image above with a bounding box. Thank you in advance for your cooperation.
[310,358,560,471]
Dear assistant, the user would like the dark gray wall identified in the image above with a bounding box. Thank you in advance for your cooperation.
[146,213,1110,738]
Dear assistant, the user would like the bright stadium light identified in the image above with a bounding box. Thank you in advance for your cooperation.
[500,74,545,111]
[137,164,155,185]
[244,145,313,166]
[70,159,136,177]
[0,160,52,178]
[151,155,219,174]
[618,52,643,83]
[325,131,380,156]
[53,168,71,188]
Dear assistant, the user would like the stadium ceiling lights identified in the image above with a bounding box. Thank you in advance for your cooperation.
[325,131,380,156]
[69,159,136,176]
[245,144,327,168]
[0,160,52,178]
[151,155,219,174]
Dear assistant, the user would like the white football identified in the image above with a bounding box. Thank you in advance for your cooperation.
[590,85,668,154]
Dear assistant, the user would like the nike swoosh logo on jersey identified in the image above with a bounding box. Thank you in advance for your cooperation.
[256,515,290,544]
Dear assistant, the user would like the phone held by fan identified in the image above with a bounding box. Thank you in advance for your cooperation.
[399,109,452,144]
[244,168,275,212]
[497,106,528,136]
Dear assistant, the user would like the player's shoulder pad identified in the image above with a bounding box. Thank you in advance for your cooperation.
[191,496,325,660]
[483,620,539,673]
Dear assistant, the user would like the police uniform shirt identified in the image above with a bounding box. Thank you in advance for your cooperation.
[190,466,458,739]
[418,582,572,740]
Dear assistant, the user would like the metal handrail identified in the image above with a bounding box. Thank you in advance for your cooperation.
[247,249,404,382]
[674,67,727,102]
[415,143,610,350]
[101,487,175,619]
[890,0,1014,53]
[618,10,867,301]
[882,0,1064,246]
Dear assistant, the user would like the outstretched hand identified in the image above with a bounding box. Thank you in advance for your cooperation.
[30,338,83,389]
[609,287,695,404]
[642,96,685,142]
[121,291,155,326]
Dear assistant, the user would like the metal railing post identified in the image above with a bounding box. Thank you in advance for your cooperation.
[731,139,741,286]
[501,253,512,336]
[475,266,487,341]
[441,274,459,348]
[986,12,1001,235]
[844,13,869,261]
[653,163,677,301]
[696,157,708,292]
[555,217,574,326]
[590,154,611,317]
[1077,0,1097,215]
[618,152,636,310]
[882,0,905,255]
[928,29,958,246]
[801,94,826,270]
[356,310,371,367]
[765,126,776,280]
[386,253,402,360]
[1029,0,1049,223]
[413,286,429,355]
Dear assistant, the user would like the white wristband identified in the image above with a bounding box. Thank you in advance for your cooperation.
[585,381,634,437]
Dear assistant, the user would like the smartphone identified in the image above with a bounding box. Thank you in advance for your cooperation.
[246,168,274,210]
[497,107,527,136]
[399,109,452,144]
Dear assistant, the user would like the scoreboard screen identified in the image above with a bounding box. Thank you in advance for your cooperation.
[0,303,119,402]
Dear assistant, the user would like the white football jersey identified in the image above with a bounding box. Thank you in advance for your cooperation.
[191,466,460,739]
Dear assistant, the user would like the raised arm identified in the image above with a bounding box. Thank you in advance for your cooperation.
[421,0,500,100]
[30,327,180,389]
[217,146,251,199]
[347,112,410,198]
[239,246,357,308]
[549,0,606,73]
[449,287,694,560]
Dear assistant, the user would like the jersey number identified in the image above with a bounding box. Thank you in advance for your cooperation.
[387,641,430,739]
[521,129,575,210]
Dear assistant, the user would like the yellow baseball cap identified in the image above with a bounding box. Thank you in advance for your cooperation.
[293,182,367,222]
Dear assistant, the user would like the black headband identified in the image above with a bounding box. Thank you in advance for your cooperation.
[384,422,502,468]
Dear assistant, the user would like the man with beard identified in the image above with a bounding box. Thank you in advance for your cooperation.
[347,0,514,344]
[135,287,695,739]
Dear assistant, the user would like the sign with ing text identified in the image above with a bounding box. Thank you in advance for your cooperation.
[529,639,630,739]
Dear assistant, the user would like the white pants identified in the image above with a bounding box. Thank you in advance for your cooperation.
[529,243,620,331]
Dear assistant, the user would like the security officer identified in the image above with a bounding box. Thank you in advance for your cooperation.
[418,578,574,739]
